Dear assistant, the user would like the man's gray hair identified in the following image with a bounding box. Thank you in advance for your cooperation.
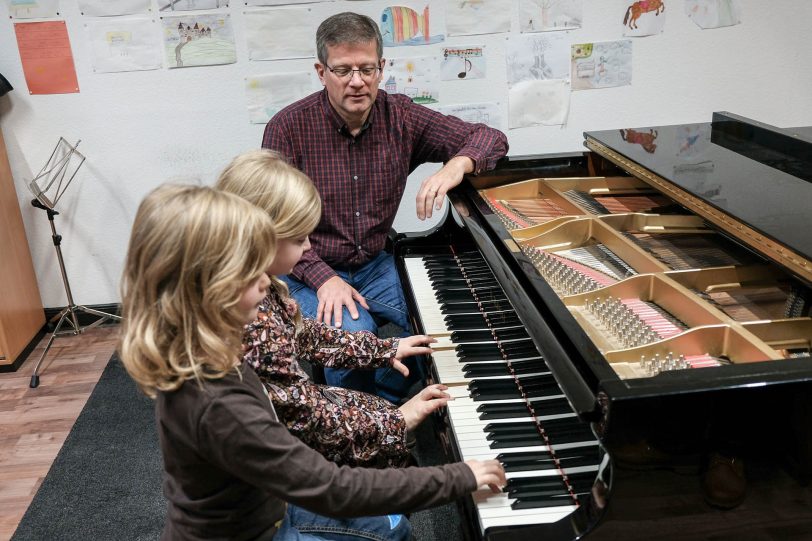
[316,12,383,65]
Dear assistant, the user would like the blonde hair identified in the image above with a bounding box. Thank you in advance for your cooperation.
[216,149,322,324]
[119,184,276,398]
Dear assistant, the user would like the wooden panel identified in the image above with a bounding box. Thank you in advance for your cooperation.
[0,128,45,365]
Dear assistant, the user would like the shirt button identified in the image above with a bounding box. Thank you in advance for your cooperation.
[353,175,358,180]
[355,211,360,217]
[357,245,363,251]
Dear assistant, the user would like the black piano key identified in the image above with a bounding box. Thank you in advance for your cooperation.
[507,470,596,492]
[498,451,598,472]
[450,327,529,343]
[440,300,514,314]
[463,363,511,378]
[445,312,522,330]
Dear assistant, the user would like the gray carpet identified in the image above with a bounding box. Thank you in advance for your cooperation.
[11,355,462,541]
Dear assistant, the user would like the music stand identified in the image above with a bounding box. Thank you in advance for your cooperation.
[27,138,121,388]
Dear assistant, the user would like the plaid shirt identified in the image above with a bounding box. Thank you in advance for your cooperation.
[262,89,508,290]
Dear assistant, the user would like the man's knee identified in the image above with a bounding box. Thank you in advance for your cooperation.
[337,306,377,334]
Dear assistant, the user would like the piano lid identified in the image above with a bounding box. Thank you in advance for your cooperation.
[583,112,812,283]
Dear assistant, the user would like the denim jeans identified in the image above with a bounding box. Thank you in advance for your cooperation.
[279,251,423,402]
[275,504,411,541]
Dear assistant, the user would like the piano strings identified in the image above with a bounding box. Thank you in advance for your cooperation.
[563,190,671,215]
[623,232,759,270]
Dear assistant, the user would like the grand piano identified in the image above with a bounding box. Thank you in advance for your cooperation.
[394,112,812,540]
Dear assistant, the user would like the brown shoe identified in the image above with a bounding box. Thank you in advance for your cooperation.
[702,453,746,509]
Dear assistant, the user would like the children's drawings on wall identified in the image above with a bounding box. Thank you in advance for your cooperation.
[246,72,315,124]
[86,17,161,72]
[519,0,583,33]
[14,21,79,93]
[685,0,740,29]
[445,0,511,37]
[622,0,666,37]
[441,46,485,80]
[161,14,235,68]
[506,34,569,128]
[245,0,332,4]
[436,102,502,130]
[159,0,227,12]
[380,5,443,47]
[506,32,569,84]
[509,79,569,128]
[383,56,439,104]
[6,0,58,19]
[79,0,150,16]
[245,8,314,60]
[571,40,632,90]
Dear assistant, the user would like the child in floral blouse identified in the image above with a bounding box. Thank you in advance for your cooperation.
[217,149,447,468]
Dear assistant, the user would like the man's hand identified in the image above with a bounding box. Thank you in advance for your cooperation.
[416,156,474,220]
[390,335,436,377]
[316,276,369,328]
[398,384,451,431]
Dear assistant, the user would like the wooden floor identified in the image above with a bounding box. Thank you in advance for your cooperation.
[0,326,118,541]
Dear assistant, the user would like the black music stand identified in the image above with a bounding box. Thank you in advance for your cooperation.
[27,138,121,388]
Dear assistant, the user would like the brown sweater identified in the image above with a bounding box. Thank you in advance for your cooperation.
[155,362,476,540]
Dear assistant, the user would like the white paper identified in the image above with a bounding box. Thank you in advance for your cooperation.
[571,40,632,90]
[245,8,314,60]
[158,0,228,11]
[6,0,59,18]
[519,0,583,33]
[509,79,569,128]
[685,0,741,29]
[441,46,485,81]
[382,56,440,105]
[161,13,236,68]
[436,102,502,130]
[506,32,570,86]
[622,0,666,37]
[380,5,444,46]
[445,0,511,36]
[86,17,161,72]
[245,0,332,4]
[245,72,314,124]
[79,0,150,16]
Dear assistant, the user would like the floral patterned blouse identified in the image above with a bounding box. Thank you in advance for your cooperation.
[242,287,410,467]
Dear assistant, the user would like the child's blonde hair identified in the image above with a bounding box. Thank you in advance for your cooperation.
[215,149,321,242]
[119,184,276,398]
[216,149,321,324]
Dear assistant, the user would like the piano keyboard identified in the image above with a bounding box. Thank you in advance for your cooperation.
[404,251,603,534]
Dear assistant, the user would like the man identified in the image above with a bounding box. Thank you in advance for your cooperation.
[262,12,508,402]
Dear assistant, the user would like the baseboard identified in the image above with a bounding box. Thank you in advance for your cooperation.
[0,303,122,373]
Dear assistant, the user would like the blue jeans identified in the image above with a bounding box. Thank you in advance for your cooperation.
[280,251,422,403]
[275,504,411,541]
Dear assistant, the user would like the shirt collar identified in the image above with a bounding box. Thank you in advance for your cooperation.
[320,88,376,137]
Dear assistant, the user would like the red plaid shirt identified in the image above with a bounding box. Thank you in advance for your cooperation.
[262,89,508,290]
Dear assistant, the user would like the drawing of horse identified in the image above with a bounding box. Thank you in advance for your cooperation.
[623,0,665,30]
[620,128,658,153]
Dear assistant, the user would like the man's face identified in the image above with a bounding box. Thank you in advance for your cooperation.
[315,40,383,125]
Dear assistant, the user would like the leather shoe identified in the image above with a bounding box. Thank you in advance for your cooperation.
[702,453,746,509]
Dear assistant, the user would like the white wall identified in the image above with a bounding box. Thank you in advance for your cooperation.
[1,0,811,308]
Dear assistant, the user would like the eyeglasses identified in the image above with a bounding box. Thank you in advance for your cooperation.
[325,64,381,80]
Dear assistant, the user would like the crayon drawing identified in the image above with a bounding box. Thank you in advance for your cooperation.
[685,0,741,29]
[380,5,443,47]
[86,17,161,72]
[159,0,226,11]
[161,14,235,68]
[622,0,666,37]
[571,40,632,90]
[7,0,59,18]
[446,0,511,36]
[383,56,439,104]
[441,46,485,80]
[519,0,583,33]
